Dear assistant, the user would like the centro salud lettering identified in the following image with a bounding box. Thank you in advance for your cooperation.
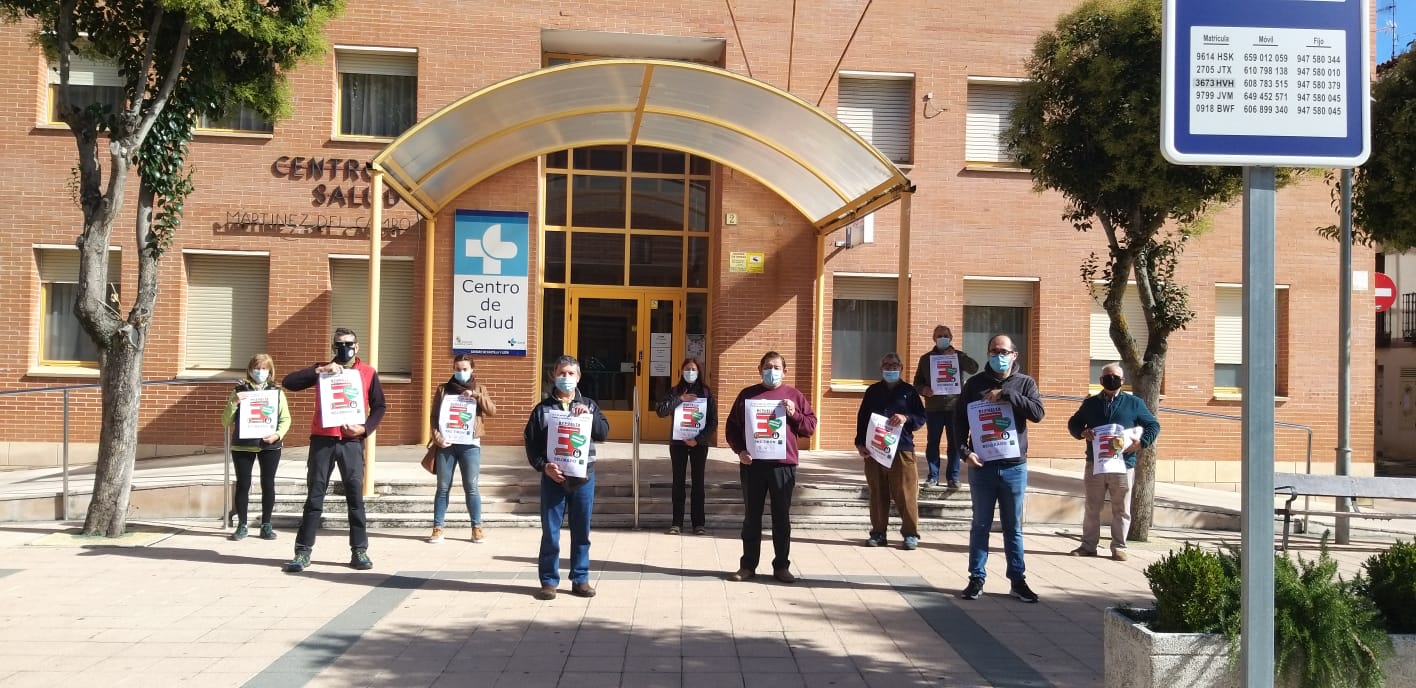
[460,280,521,294]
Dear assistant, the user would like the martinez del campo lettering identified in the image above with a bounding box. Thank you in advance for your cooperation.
[271,156,402,208]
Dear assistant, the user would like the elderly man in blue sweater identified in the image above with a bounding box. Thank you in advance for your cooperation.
[1066,362,1161,561]
[854,352,927,550]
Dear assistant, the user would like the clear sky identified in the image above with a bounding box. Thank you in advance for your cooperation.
[1379,0,1415,62]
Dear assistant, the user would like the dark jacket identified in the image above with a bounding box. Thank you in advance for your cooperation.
[282,358,387,438]
[523,391,611,473]
[1066,391,1161,468]
[853,380,927,453]
[912,347,981,414]
[954,364,1045,461]
[654,379,718,445]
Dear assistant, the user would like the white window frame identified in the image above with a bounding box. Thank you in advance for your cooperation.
[965,76,1026,168]
[334,45,418,141]
[837,71,914,165]
[181,251,271,374]
[329,256,415,375]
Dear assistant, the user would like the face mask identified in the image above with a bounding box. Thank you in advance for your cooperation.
[882,370,902,383]
[682,370,699,384]
[936,337,951,349]
[555,375,578,394]
[333,342,356,363]
[1100,375,1123,391]
[761,369,783,386]
[454,370,472,384]
[251,369,269,384]
[990,354,1012,373]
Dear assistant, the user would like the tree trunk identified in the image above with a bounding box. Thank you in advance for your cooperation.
[81,338,145,536]
[1128,371,1164,542]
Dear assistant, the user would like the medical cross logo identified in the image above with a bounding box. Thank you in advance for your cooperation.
[462,223,521,276]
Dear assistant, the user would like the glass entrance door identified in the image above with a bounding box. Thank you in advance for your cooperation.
[568,288,682,441]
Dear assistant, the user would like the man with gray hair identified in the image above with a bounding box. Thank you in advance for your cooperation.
[1066,362,1160,561]
[854,352,927,549]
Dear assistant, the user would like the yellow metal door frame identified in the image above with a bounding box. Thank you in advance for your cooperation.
[567,287,683,441]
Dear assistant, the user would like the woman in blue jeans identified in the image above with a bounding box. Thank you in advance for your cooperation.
[428,354,496,544]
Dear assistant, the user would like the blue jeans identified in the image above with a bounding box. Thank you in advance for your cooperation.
[539,469,594,587]
[434,444,481,527]
[925,411,961,483]
[967,461,1028,582]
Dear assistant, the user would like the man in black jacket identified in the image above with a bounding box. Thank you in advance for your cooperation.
[954,334,1045,603]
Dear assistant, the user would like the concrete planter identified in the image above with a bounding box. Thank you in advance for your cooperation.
[1103,607,1416,688]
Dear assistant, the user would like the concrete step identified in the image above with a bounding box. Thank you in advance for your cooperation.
[269,512,975,532]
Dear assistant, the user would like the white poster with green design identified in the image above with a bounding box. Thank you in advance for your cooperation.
[238,390,279,440]
[438,395,478,445]
[545,409,592,478]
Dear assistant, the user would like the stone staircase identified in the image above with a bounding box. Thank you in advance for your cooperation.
[257,477,978,532]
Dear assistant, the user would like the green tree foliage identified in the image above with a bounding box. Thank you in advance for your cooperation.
[1346,49,1416,251]
[1145,543,1239,633]
[1354,538,1416,633]
[0,0,343,536]
[1003,0,1243,540]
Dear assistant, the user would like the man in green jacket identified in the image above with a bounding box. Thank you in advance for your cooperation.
[1065,362,1161,561]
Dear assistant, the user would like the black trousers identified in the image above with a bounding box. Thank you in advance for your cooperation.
[232,448,280,525]
[294,435,368,554]
[739,461,797,571]
[670,442,709,528]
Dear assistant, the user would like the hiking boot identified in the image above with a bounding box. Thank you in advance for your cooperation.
[959,577,984,600]
[728,568,756,582]
[571,582,597,598]
[1112,548,1129,562]
[902,536,920,551]
[866,533,887,547]
[230,524,248,541]
[946,479,960,489]
[1010,579,1039,603]
[535,585,557,600]
[693,526,707,535]
[773,568,796,584]
[350,548,373,571]
[666,525,681,535]
[1070,547,1097,557]
[428,527,444,544]
[284,552,311,573]
[471,526,485,543]
[260,523,276,540]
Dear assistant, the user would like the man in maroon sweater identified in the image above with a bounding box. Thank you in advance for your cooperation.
[725,351,818,584]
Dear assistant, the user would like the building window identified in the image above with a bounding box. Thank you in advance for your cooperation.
[836,72,913,165]
[183,253,269,371]
[963,278,1035,377]
[831,275,898,381]
[197,104,273,133]
[330,257,414,374]
[47,54,125,123]
[336,48,417,138]
[36,247,120,366]
[1089,284,1150,384]
[965,79,1024,167]
[1214,284,1289,395]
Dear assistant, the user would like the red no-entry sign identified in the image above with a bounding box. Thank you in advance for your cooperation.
[1375,272,1397,313]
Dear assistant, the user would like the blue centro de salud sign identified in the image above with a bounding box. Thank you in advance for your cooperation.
[1161,0,1370,167]
[452,209,530,356]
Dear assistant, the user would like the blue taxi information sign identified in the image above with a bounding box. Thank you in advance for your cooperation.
[1162,0,1370,167]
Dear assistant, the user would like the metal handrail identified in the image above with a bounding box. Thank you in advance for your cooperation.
[1,377,241,523]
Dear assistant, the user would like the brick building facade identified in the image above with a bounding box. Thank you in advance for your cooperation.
[0,1,1374,488]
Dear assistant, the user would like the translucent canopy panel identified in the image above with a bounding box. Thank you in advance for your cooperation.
[374,59,911,230]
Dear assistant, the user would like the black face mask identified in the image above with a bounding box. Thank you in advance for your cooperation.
[1100,375,1123,391]
[333,343,356,363]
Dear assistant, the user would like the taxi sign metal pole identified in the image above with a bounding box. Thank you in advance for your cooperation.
[1241,166,1278,687]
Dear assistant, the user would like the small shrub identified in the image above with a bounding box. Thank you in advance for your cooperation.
[1354,538,1416,633]
[1145,543,1236,633]
[1271,547,1391,688]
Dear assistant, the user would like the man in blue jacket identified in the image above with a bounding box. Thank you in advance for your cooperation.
[854,352,927,550]
[1066,362,1161,561]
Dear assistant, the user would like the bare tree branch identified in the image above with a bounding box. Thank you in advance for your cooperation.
[132,17,189,146]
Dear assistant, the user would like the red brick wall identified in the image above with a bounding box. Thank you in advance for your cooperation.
[0,1,1374,471]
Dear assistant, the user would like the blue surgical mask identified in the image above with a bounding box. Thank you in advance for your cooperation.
[454,370,472,383]
[990,353,1012,373]
[251,369,269,384]
[555,375,578,394]
[761,369,783,386]
[936,337,951,349]
[882,370,901,383]
[682,370,699,384]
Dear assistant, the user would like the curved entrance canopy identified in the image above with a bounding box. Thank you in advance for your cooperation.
[372,58,912,232]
